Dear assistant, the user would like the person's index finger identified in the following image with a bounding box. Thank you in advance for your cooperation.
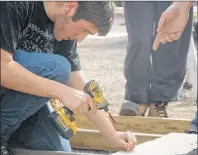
[153,32,162,51]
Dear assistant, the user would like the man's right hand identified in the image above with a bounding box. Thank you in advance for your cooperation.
[59,87,95,114]
[152,2,192,51]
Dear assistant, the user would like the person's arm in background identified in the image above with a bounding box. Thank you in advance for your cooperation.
[153,1,194,50]
[67,70,136,151]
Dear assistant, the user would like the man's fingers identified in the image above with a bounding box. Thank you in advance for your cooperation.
[157,15,166,32]
[165,35,174,42]
[168,32,181,41]
[126,131,136,151]
[153,32,163,51]
[175,32,181,40]
[131,133,137,149]
[170,34,178,41]
[161,38,167,44]
[85,94,94,111]
[83,101,89,113]
[160,33,168,44]
[158,32,181,45]
[120,140,128,150]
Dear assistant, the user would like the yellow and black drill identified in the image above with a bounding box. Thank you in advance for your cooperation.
[49,80,115,140]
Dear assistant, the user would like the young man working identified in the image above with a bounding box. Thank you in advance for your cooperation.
[1,2,136,155]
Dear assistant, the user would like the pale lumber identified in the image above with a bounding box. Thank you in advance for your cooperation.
[70,129,162,151]
[112,133,197,155]
[11,148,100,155]
[75,115,191,134]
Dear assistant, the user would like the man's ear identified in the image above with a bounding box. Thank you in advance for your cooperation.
[62,2,78,18]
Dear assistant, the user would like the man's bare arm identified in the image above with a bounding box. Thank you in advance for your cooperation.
[1,49,67,100]
[68,70,117,138]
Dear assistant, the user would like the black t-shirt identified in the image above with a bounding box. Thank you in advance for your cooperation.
[1,1,81,71]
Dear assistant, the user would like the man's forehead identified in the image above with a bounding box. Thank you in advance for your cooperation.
[80,20,99,35]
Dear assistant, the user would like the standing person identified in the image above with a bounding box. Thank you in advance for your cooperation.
[1,2,136,155]
[154,3,197,155]
[119,1,194,117]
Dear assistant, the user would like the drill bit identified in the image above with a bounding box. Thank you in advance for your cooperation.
[108,112,117,124]
[103,105,117,124]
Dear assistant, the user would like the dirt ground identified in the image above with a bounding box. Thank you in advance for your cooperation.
[78,13,197,120]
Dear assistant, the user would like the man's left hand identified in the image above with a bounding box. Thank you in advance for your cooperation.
[109,131,137,151]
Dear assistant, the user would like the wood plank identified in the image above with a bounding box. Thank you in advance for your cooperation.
[70,129,162,151]
[75,115,191,135]
[112,133,197,155]
[11,148,100,155]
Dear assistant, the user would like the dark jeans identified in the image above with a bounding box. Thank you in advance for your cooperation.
[1,50,72,151]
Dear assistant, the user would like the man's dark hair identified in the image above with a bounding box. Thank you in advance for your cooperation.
[73,1,115,36]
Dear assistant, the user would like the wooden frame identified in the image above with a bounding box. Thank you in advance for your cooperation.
[11,116,193,154]
[75,115,191,134]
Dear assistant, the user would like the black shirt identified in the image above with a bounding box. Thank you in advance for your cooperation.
[1,1,81,71]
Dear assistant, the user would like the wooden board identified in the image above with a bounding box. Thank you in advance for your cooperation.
[75,115,191,135]
[11,148,100,155]
[112,133,197,155]
[70,129,162,151]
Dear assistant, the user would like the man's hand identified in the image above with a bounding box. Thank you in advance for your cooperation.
[153,2,192,50]
[109,131,137,151]
[59,87,94,114]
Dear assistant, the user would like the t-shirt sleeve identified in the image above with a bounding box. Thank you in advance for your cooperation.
[55,40,81,72]
[1,2,28,54]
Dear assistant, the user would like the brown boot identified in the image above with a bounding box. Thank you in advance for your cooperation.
[138,104,149,116]
[148,102,168,118]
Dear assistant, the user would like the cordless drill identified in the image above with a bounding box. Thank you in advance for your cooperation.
[48,80,114,140]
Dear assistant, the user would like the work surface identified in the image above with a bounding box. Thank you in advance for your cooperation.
[11,133,197,155]
[112,133,197,155]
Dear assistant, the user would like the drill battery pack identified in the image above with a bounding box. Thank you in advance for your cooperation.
[49,107,77,140]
